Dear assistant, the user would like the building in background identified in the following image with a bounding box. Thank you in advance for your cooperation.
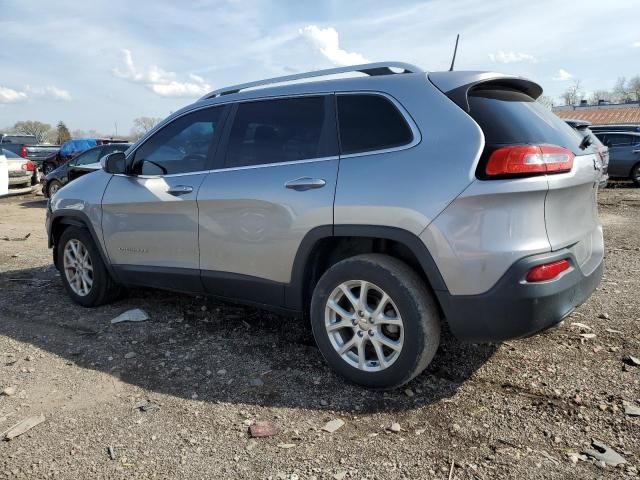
[554,101,640,125]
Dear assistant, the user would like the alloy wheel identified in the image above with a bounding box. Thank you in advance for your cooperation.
[63,239,94,296]
[324,280,404,372]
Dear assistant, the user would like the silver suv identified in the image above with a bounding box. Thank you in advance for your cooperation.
[46,62,604,388]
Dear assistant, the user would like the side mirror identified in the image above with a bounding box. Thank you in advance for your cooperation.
[102,152,127,174]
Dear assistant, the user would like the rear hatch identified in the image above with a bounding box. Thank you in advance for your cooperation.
[439,78,602,275]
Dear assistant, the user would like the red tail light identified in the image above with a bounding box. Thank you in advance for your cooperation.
[485,145,574,177]
[526,259,570,282]
[20,145,28,158]
[21,160,35,171]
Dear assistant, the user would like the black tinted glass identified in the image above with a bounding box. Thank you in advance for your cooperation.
[134,107,222,175]
[74,148,101,166]
[225,96,334,168]
[2,149,20,158]
[337,94,413,155]
[606,134,637,147]
[468,88,585,155]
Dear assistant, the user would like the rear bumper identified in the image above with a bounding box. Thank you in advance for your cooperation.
[8,174,31,186]
[439,249,603,342]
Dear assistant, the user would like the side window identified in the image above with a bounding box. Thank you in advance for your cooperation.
[134,107,223,175]
[225,96,336,168]
[72,148,100,166]
[337,94,413,155]
[607,134,633,147]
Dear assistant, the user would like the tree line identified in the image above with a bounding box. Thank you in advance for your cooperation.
[3,116,163,144]
[561,76,640,107]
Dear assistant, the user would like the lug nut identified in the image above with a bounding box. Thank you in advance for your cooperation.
[357,331,364,337]
[352,319,358,326]
[368,330,374,336]
[357,310,364,317]
[368,318,374,324]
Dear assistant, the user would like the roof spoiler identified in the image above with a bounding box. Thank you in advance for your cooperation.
[428,71,543,112]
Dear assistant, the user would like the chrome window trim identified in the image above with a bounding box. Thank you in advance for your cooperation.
[114,156,340,179]
[336,91,421,159]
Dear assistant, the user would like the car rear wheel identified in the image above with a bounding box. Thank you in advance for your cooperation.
[631,163,640,187]
[310,254,441,389]
[57,226,120,307]
[48,180,62,197]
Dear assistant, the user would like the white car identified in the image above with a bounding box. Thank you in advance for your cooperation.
[1,148,37,195]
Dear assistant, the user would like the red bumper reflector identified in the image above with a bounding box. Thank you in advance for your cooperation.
[526,259,570,282]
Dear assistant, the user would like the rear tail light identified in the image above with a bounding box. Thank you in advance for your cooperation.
[485,145,574,178]
[526,259,570,282]
[20,145,27,158]
[21,160,35,171]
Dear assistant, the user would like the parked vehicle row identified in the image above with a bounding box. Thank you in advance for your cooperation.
[0,134,59,167]
[47,62,604,388]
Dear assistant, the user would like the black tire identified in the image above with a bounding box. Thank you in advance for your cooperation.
[57,226,121,307]
[47,180,62,197]
[310,253,441,389]
[631,163,640,187]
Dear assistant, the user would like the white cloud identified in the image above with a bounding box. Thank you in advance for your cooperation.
[0,86,28,104]
[553,68,573,81]
[633,41,640,48]
[0,84,71,103]
[300,25,369,66]
[488,51,537,64]
[113,49,211,97]
[25,85,72,101]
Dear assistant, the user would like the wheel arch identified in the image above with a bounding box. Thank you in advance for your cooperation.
[49,211,114,277]
[286,225,450,315]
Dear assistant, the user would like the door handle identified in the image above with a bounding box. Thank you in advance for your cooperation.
[166,185,193,196]
[284,177,326,191]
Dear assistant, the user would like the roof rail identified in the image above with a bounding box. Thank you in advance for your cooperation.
[199,61,423,100]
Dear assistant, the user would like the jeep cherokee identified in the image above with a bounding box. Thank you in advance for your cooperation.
[46,62,604,388]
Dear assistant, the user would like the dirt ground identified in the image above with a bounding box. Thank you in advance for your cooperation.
[0,185,639,480]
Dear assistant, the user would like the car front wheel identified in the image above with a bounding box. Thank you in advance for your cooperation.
[48,180,62,197]
[310,254,441,389]
[57,226,120,307]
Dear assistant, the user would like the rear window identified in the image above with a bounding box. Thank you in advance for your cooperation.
[1,135,36,145]
[337,94,413,155]
[468,87,586,155]
[2,149,21,158]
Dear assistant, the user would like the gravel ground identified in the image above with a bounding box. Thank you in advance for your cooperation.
[0,185,639,479]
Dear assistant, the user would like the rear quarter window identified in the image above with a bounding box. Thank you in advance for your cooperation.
[337,94,413,155]
[468,88,586,155]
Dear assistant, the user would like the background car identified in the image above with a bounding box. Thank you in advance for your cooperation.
[564,119,609,187]
[590,124,640,134]
[41,137,129,174]
[592,131,640,186]
[2,148,37,194]
[42,143,130,197]
[0,133,59,169]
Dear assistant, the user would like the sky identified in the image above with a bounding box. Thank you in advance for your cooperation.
[1,0,639,136]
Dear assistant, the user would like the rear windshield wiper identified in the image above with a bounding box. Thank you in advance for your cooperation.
[579,134,593,150]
